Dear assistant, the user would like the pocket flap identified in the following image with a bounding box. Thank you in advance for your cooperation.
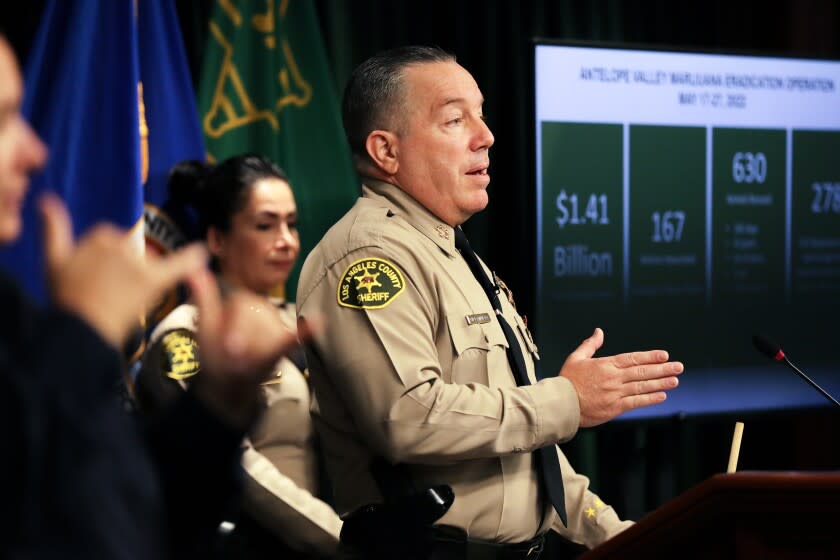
[446,314,490,356]
[482,315,510,349]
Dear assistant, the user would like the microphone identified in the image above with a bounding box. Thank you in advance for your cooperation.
[752,334,840,409]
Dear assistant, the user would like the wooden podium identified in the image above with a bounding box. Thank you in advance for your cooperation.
[581,472,840,559]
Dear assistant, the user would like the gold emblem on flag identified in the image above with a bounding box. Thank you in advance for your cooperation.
[203,0,312,139]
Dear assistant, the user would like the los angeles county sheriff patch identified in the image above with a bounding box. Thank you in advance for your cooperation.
[337,258,405,309]
[161,330,201,381]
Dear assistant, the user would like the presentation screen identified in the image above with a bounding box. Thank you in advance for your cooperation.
[534,43,840,418]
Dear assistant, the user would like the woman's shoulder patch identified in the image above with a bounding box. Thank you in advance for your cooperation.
[161,329,201,381]
[337,257,406,310]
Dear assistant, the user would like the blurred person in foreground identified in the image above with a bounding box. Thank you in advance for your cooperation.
[0,35,315,558]
[296,45,684,559]
[137,155,342,559]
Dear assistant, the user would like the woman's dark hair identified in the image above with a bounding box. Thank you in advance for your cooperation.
[167,153,289,237]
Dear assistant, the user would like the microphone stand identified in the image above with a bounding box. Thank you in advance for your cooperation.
[782,357,840,409]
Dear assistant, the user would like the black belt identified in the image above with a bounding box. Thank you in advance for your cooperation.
[429,529,544,560]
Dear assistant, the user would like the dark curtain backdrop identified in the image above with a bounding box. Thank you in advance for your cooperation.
[3,0,839,527]
[313,0,838,289]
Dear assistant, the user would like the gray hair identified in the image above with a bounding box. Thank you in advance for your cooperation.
[342,46,455,160]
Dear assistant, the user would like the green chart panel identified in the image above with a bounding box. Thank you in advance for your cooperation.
[629,125,706,302]
[539,122,623,370]
[792,130,840,302]
[712,128,786,302]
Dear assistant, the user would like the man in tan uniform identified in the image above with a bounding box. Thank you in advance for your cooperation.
[297,46,683,558]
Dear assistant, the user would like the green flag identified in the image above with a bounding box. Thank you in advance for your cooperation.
[198,0,358,298]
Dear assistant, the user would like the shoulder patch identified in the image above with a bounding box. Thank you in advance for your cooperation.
[160,330,201,381]
[337,258,406,309]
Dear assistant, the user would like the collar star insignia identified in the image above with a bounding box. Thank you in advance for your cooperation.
[585,507,597,519]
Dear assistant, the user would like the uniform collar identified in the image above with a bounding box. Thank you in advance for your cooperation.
[361,177,457,258]
[218,276,286,308]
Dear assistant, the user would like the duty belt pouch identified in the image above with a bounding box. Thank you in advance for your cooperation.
[340,459,454,560]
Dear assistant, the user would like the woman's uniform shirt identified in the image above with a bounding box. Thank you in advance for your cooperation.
[138,302,342,557]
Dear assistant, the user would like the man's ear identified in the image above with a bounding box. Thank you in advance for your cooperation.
[206,227,225,259]
[364,130,399,175]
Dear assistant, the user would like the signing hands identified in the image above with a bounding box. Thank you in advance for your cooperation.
[39,193,321,427]
[560,328,683,427]
[185,267,321,426]
[39,193,207,349]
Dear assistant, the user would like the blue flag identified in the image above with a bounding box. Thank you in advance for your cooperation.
[140,0,206,255]
[0,1,140,303]
[138,0,206,325]
[0,0,204,306]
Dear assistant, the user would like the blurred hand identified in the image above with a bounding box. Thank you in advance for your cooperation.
[560,328,683,427]
[39,193,207,349]
[186,268,322,427]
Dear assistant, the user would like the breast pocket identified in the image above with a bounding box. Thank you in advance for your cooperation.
[252,368,312,448]
[446,313,508,386]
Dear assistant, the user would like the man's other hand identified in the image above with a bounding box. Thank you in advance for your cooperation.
[560,328,684,427]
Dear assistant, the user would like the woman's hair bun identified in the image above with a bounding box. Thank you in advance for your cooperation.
[166,160,213,207]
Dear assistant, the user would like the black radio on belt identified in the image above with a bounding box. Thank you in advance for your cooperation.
[339,459,454,560]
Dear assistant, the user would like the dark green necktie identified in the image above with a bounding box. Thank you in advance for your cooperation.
[454,226,568,527]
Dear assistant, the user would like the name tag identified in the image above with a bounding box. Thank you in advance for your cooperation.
[465,312,491,325]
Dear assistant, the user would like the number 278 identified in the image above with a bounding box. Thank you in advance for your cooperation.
[811,182,840,214]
